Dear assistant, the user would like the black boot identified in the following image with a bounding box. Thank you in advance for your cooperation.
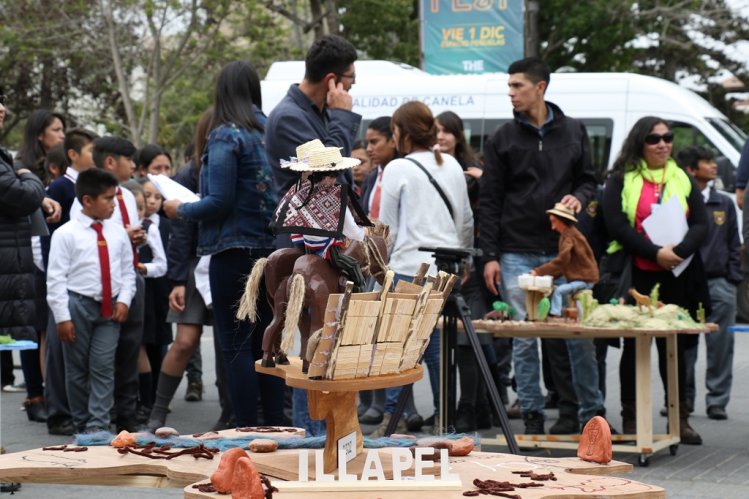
[679,403,702,445]
[522,411,545,434]
[24,396,48,423]
[549,414,579,434]
[455,403,477,433]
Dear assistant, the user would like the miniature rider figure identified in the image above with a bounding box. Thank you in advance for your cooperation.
[531,203,599,317]
[273,142,373,291]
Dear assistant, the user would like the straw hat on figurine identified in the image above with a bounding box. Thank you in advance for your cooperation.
[284,145,360,172]
[546,202,578,223]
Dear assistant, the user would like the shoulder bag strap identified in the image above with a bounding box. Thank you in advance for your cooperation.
[404,157,454,219]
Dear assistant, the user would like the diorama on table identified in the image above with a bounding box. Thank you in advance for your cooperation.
[480,202,710,332]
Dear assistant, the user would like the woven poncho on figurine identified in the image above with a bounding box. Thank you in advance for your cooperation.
[272,141,373,291]
[530,203,599,318]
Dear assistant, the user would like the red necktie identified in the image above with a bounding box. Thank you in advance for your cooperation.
[91,222,113,319]
[116,187,139,266]
[370,170,383,219]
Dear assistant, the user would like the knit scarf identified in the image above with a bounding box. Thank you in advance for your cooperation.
[607,158,691,254]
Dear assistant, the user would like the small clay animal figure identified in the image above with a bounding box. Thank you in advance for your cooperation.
[629,288,654,316]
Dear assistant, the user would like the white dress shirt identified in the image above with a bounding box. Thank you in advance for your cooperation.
[142,213,167,278]
[47,211,136,323]
[70,183,140,228]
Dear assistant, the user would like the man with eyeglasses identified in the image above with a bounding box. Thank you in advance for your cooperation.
[479,57,600,436]
[265,35,361,201]
[263,35,361,437]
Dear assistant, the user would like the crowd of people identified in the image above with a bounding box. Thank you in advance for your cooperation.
[0,35,741,448]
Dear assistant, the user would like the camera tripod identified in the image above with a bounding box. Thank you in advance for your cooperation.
[385,248,519,455]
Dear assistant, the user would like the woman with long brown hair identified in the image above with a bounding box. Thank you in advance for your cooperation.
[373,100,473,433]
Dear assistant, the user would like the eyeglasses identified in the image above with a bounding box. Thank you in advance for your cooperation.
[336,72,356,83]
[0,94,6,106]
[644,132,674,145]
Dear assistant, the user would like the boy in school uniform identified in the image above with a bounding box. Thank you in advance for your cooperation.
[680,146,740,421]
[71,136,146,431]
[43,128,100,436]
[46,168,136,433]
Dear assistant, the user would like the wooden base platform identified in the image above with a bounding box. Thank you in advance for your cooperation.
[0,442,665,498]
[182,451,662,498]
[257,358,423,473]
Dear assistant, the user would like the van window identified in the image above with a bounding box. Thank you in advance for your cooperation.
[708,117,746,153]
[581,119,613,182]
[669,120,735,192]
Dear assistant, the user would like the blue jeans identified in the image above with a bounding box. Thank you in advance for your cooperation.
[565,337,604,422]
[210,248,285,427]
[550,281,592,316]
[62,292,119,431]
[384,273,440,416]
[293,387,326,436]
[500,253,552,415]
[685,277,735,410]
[500,253,603,420]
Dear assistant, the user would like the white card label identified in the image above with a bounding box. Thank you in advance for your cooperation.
[337,431,357,463]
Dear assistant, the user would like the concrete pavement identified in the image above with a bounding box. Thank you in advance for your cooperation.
[1,327,747,497]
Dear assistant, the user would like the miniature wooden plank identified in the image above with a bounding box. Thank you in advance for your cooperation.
[308,294,343,378]
[395,280,423,293]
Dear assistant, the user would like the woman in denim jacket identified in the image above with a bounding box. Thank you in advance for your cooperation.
[164,61,283,427]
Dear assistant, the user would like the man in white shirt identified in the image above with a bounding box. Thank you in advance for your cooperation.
[47,168,135,433]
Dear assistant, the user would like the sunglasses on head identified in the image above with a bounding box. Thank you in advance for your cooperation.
[644,132,674,145]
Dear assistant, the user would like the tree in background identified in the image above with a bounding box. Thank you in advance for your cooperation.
[538,0,749,128]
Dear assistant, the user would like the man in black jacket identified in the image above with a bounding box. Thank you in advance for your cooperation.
[478,57,599,434]
[680,146,740,421]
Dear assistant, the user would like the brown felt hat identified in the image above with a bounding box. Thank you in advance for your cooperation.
[546,202,578,223]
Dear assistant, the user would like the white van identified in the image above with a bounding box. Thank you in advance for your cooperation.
[262,60,746,187]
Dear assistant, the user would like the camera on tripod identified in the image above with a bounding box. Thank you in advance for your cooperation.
[418,246,481,276]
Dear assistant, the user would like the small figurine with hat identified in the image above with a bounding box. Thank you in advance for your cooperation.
[272,140,373,290]
[530,202,599,318]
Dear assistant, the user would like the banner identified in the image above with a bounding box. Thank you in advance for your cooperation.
[421,0,524,75]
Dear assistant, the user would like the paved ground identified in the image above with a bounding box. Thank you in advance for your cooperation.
[1,327,747,497]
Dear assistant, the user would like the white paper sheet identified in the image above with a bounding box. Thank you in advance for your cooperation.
[147,173,200,203]
[641,196,692,277]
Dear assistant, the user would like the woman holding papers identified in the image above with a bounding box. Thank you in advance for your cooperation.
[162,61,283,427]
[602,116,709,445]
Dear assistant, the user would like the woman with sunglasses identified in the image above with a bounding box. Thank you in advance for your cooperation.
[602,116,709,445]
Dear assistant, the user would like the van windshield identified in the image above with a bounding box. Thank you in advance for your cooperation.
[708,118,746,152]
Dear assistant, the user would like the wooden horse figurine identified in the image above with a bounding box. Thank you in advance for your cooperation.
[238,222,390,370]
[280,224,390,372]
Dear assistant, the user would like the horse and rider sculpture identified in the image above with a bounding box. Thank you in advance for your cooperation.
[237,141,390,372]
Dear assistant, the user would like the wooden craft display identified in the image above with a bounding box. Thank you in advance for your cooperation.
[184,451,665,498]
[306,271,455,381]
